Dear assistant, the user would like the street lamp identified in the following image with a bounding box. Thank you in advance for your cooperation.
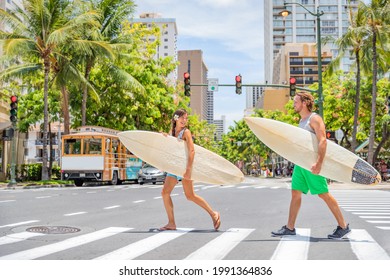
[279,2,325,117]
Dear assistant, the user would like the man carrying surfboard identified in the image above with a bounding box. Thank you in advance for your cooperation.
[159,109,221,231]
[271,92,351,239]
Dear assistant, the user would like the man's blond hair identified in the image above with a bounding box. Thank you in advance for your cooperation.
[296,92,315,112]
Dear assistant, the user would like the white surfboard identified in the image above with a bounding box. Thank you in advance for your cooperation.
[118,131,244,185]
[244,117,381,185]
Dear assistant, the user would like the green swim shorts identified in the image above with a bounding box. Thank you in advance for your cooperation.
[291,165,328,195]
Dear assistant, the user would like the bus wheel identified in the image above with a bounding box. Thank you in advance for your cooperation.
[74,179,83,187]
[111,171,118,185]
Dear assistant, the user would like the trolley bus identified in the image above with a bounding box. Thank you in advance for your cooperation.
[61,126,142,186]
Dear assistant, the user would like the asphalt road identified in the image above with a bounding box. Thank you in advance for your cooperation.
[1,177,390,260]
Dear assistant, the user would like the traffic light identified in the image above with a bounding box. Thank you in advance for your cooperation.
[289,77,296,96]
[10,95,18,123]
[184,72,191,96]
[235,74,242,94]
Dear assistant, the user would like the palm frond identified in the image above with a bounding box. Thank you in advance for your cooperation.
[0,63,42,80]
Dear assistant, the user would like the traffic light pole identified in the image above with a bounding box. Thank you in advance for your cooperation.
[8,123,17,187]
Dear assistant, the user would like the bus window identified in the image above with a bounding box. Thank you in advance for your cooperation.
[64,139,81,155]
[83,138,102,155]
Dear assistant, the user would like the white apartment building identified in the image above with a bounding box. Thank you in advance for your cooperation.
[246,85,265,110]
[132,13,178,83]
[213,116,226,141]
[264,0,359,84]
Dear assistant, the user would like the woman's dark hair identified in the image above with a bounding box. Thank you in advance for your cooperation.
[171,109,188,137]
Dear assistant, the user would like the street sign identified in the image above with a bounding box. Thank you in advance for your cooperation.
[208,78,218,92]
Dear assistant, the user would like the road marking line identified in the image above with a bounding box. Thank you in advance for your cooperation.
[35,196,52,199]
[340,203,390,206]
[366,220,390,224]
[64,212,87,216]
[255,186,268,189]
[220,185,235,189]
[353,212,390,215]
[346,209,390,212]
[153,196,162,199]
[0,227,131,260]
[95,228,193,260]
[103,205,120,210]
[0,200,16,203]
[342,207,390,209]
[271,228,311,260]
[202,185,219,190]
[348,229,390,260]
[0,232,45,246]
[359,216,390,219]
[185,228,255,260]
[133,200,145,204]
[0,220,40,229]
[237,185,251,189]
[377,227,390,230]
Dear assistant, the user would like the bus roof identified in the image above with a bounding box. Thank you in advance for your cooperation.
[62,131,119,138]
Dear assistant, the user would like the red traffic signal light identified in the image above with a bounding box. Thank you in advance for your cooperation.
[10,95,18,123]
[235,74,242,94]
[289,77,297,96]
[183,72,191,97]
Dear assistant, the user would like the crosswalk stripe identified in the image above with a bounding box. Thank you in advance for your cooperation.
[0,227,131,260]
[95,228,193,260]
[271,228,311,260]
[359,216,390,219]
[0,220,40,229]
[367,221,390,224]
[0,232,45,246]
[349,229,390,260]
[377,227,390,230]
[185,228,254,260]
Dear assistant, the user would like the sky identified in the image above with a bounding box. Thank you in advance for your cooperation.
[133,0,264,129]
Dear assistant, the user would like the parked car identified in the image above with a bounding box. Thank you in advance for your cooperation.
[138,164,166,185]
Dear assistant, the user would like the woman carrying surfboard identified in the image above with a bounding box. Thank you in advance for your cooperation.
[159,109,221,231]
[271,92,351,239]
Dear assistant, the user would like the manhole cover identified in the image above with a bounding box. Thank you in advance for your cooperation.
[26,226,80,234]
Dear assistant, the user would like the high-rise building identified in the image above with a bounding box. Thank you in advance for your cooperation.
[213,116,226,141]
[206,90,214,124]
[178,50,209,121]
[132,13,178,83]
[264,0,359,84]
[246,85,265,109]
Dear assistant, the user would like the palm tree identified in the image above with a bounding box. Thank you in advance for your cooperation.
[0,0,101,179]
[361,0,390,165]
[79,0,143,126]
[325,2,368,152]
